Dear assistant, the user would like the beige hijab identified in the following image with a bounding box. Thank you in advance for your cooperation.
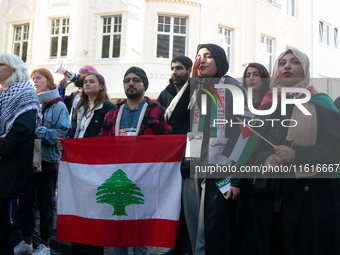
[270,48,311,90]
[271,49,317,177]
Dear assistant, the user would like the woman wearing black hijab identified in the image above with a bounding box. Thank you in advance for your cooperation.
[166,44,247,255]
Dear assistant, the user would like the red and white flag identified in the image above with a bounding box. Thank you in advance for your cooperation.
[56,135,186,248]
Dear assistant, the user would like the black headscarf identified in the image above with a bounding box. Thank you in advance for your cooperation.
[196,44,229,78]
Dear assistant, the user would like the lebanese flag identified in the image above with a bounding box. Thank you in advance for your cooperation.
[56,135,186,248]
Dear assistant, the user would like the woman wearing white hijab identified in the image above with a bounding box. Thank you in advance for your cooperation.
[241,49,340,255]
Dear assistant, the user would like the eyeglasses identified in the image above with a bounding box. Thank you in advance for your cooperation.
[123,77,142,84]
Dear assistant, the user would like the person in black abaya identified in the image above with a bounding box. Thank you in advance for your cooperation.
[166,44,247,255]
[240,48,340,255]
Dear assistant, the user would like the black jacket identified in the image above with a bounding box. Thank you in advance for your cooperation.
[157,79,188,135]
[0,110,36,199]
[68,101,116,138]
[157,79,178,109]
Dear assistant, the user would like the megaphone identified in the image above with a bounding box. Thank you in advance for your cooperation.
[54,61,78,97]
[53,61,78,82]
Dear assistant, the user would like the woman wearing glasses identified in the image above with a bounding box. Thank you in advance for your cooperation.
[58,72,115,255]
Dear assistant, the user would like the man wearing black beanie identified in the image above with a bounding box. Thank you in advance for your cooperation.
[99,66,172,254]
[99,66,171,136]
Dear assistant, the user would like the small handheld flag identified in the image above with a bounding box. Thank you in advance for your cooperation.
[237,117,274,148]
[222,117,274,165]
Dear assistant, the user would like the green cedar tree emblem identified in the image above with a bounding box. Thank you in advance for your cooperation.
[95,169,145,216]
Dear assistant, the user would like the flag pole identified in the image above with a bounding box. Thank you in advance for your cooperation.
[236,117,275,148]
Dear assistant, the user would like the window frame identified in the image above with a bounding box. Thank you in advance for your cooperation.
[156,15,188,59]
[334,27,339,50]
[12,24,29,63]
[218,26,233,67]
[319,21,330,46]
[260,36,274,74]
[286,0,296,17]
[100,15,122,59]
[49,17,70,59]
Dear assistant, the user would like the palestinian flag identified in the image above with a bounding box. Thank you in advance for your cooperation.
[56,135,186,248]
[222,119,260,165]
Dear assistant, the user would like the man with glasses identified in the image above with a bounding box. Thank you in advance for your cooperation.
[98,66,171,255]
[99,66,171,137]
[59,65,98,116]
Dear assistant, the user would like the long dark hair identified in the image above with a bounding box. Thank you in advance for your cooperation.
[242,62,270,102]
[75,72,109,114]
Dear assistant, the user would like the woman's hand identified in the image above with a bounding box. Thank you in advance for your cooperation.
[263,154,284,167]
[56,136,64,151]
[274,145,295,162]
[191,56,201,79]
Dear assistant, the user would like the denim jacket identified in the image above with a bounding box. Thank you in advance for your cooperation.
[36,100,70,163]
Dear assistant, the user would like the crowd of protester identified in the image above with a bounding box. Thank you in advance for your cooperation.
[0,43,340,255]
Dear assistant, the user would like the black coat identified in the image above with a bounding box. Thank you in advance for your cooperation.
[68,101,116,138]
[241,102,340,255]
[157,79,178,109]
[0,110,36,200]
[166,76,245,255]
[157,80,188,135]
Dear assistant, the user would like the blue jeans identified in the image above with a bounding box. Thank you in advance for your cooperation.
[113,247,148,255]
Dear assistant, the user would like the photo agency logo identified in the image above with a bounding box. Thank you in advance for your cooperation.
[199,83,312,128]
[198,82,223,114]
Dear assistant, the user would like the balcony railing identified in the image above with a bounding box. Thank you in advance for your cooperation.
[259,0,281,9]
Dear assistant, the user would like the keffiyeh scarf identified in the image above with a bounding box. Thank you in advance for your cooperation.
[0,80,41,137]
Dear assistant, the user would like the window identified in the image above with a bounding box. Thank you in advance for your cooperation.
[101,16,122,59]
[50,18,69,59]
[319,21,330,45]
[218,27,232,63]
[13,24,29,62]
[260,36,273,74]
[156,16,187,59]
[286,0,295,17]
[334,28,339,49]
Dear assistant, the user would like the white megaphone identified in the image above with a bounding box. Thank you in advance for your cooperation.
[54,61,78,97]
[53,61,78,82]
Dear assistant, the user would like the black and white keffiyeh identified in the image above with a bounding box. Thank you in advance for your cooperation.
[0,80,42,137]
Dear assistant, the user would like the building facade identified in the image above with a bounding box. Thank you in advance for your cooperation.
[1,0,339,99]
